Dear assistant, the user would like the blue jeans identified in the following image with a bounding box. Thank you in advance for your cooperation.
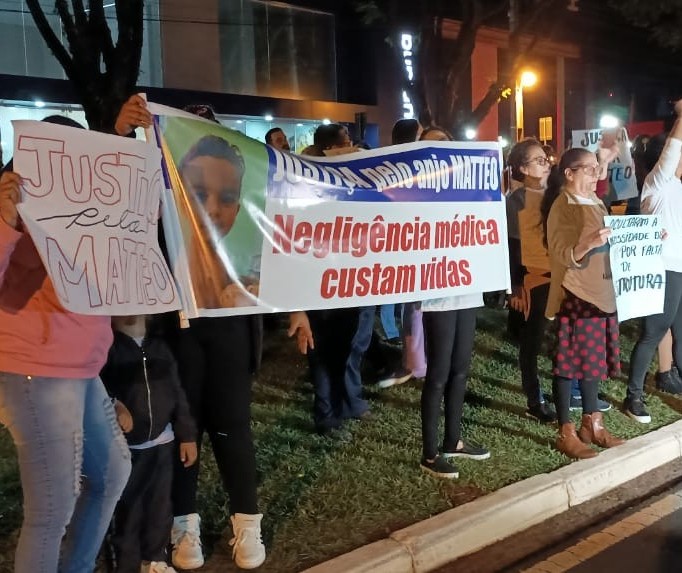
[0,373,131,573]
[379,304,401,339]
[307,308,370,427]
[343,306,374,418]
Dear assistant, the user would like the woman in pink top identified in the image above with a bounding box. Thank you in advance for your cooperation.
[0,115,138,573]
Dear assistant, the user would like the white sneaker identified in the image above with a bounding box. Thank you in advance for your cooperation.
[141,562,177,573]
[171,513,204,570]
[229,513,266,569]
[377,368,412,389]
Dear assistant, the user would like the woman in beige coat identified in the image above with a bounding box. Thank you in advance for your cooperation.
[544,148,625,459]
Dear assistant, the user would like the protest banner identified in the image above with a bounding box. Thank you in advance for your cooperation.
[604,214,665,322]
[150,103,510,318]
[572,127,638,201]
[12,120,180,315]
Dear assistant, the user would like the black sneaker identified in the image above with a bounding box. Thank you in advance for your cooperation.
[526,402,557,424]
[672,367,682,386]
[655,370,682,395]
[442,441,491,460]
[420,455,459,478]
[624,397,651,424]
[377,367,413,389]
[597,396,612,412]
[569,395,612,412]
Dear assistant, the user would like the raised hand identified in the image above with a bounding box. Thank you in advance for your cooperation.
[114,94,152,136]
[0,171,22,229]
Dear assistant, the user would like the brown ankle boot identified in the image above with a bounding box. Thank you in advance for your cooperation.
[578,412,626,448]
[557,422,598,459]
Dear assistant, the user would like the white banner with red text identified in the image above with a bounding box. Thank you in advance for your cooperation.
[151,103,511,318]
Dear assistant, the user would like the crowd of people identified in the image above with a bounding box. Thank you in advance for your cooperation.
[0,95,681,573]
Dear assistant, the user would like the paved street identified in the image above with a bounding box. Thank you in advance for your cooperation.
[512,486,682,573]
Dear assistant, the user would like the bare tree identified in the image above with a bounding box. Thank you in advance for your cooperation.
[608,0,682,51]
[25,0,144,132]
[357,0,568,134]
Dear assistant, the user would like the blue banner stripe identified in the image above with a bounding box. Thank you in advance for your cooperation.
[266,145,502,203]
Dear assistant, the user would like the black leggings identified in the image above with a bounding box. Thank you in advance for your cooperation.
[553,377,598,425]
[628,270,682,400]
[169,316,258,516]
[519,283,550,408]
[421,308,478,459]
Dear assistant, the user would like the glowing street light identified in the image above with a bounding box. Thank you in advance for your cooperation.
[514,69,538,142]
[519,70,538,89]
[599,114,620,129]
[465,127,477,140]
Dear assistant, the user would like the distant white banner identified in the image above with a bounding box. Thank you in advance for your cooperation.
[572,127,638,201]
[12,120,180,315]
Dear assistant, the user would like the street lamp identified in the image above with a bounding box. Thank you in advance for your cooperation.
[514,69,538,142]
[599,114,619,129]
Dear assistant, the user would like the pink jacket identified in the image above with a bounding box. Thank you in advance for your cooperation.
[0,219,113,379]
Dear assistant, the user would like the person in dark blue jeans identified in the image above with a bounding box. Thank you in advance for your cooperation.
[379,304,401,342]
[297,308,372,434]
[570,380,611,412]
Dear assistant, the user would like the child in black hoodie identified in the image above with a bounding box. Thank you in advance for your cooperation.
[101,315,198,573]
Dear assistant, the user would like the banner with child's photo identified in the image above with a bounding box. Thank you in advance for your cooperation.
[150,103,511,319]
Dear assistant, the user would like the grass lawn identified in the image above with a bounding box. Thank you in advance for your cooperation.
[1,308,681,572]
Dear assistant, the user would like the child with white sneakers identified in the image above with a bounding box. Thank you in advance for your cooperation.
[114,96,267,571]
[102,315,198,573]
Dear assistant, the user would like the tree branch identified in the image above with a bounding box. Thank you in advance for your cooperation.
[444,1,487,125]
[481,0,512,23]
[469,81,506,125]
[113,1,144,93]
[55,0,76,42]
[25,0,75,76]
[466,0,563,128]
[88,0,116,67]
[71,0,88,28]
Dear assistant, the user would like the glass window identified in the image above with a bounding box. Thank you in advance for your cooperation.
[0,102,86,166]
[0,101,320,166]
[219,0,336,101]
[0,0,162,87]
[0,100,147,166]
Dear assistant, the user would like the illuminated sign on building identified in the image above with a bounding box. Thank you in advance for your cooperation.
[401,33,415,119]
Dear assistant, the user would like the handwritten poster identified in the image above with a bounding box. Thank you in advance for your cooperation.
[12,120,180,315]
[605,214,665,322]
[572,127,638,201]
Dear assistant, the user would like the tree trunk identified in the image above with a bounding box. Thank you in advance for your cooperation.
[25,0,143,133]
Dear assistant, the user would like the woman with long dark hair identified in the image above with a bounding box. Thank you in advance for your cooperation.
[506,138,556,423]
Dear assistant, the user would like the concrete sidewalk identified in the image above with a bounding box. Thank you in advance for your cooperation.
[301,420,682,573]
